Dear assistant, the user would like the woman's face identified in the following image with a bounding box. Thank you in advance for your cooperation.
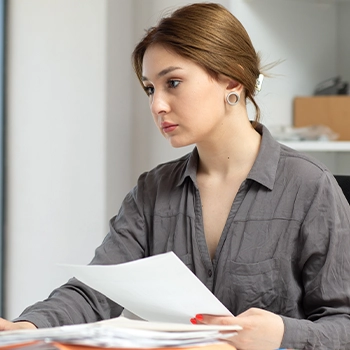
[142,44,232,148]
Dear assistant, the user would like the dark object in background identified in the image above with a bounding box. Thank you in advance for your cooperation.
[334,175,350,205]
[314,76,349,95]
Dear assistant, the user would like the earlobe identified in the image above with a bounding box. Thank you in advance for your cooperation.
[226,91,240,106]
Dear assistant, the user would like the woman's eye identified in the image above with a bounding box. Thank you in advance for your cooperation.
[167,80,181,89]
[144,86,154,96]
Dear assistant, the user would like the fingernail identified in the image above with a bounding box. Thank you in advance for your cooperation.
[190,318,197,324]
[195,314,203,321]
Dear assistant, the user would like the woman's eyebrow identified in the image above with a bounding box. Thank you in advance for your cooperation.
[142,66,183,81]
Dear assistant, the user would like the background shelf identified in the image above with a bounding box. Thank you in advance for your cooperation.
[281,141,350,152]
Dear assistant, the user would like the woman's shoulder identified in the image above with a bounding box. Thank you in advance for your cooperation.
[277,143,339,195]
[279,143,329,178]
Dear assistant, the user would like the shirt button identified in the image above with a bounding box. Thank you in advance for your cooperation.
[208,269,213,277]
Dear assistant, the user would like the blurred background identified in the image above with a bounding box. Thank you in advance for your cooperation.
[1,0,350,319]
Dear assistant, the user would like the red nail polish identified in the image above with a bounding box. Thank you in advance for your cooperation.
[195,314,203,321]
[190,318,197,324]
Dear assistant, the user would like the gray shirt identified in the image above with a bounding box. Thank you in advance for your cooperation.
[16,124,350,349]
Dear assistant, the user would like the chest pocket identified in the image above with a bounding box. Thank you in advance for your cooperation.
[223,258,284,315]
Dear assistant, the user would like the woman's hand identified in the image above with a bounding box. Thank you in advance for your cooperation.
[191,307,284,350]
[0,317,37,331]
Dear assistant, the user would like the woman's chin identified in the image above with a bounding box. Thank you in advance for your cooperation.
[168,138,194,149]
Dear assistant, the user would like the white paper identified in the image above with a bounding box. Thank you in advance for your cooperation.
[0,317,241,348]
[99,317,240,332]
[61,252,233,324]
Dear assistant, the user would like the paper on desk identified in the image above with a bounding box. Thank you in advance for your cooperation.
[99,316,241,332]
[61,252,233,324]
[0,317,241,348]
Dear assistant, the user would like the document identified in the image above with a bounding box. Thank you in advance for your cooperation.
[0,254,241,349]
[0,317,240,348]
[61,252,233,324]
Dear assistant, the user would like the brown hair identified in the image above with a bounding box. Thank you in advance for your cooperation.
[132,2,262,122]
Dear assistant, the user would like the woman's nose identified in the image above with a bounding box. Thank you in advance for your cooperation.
[150,91,169,116]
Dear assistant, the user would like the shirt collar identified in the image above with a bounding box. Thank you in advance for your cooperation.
[176,123,281,190]
[247,123,280,190]
[176,147,199,187]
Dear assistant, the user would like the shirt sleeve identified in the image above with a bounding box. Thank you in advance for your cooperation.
[281,171,350,349]
[13,176,148,328]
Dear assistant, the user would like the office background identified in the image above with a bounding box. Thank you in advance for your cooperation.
[3,0,350,319]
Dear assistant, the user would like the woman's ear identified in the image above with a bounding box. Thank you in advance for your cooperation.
[225,79,245,106]
[227,79,242,92]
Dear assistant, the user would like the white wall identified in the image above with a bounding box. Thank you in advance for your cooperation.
[338,2,350,83]
[5,0,134,319]
[231,0,338,128]
[105,1,134,221]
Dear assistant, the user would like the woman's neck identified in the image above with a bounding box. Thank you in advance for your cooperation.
[196,118,261,179]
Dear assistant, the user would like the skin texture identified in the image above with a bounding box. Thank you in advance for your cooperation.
[191,309,284,350]
[0,318,36,330]
[142,44,236,149]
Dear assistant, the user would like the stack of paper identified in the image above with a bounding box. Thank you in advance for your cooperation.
[0,317,241,348]
[1,252,242,349]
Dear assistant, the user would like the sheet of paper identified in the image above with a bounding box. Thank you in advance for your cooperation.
[0,317,241,348]
[61,252,233,324]
[99,317,240,332]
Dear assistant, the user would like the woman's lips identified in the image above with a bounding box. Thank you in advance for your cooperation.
[161,122,178,133]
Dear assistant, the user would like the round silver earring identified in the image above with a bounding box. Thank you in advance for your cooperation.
[226,92,240,106]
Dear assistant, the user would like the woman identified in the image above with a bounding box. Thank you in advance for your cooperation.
[1,3,350,350]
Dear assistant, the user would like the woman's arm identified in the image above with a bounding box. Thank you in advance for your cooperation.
[0,318,36,331]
